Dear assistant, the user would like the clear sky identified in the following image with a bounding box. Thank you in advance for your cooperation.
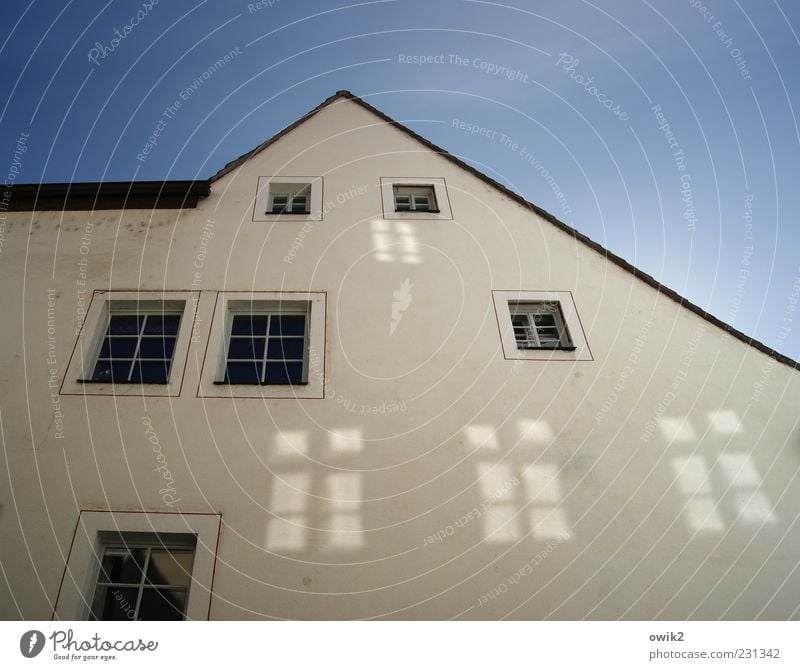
[1,0,798,361]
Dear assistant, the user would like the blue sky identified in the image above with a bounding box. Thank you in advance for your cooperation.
[2,0,798,360]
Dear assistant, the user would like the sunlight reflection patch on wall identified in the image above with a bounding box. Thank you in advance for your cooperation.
[658,417,697,443]
[325,472,364,550]
[329,428,364,455]
[673,456,712,496]
[517,418,554,443]
[465,425,499,451]
[522,463,561,504]
[708,410,743,435]
[273,430,309,459]
[370,219,421,263]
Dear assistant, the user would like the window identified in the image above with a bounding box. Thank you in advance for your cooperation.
[254,176,323,221]
[269,186,310,215]
[53,511,220,621]
[393,185,437,212]
[380,178,452,220]
[62,291,197,397]
[510,302,573,350]
[198,292,326,399]
[491,290,592,361]
[90,532,196,621]
[223,309,308,385]
[90,311,182,383]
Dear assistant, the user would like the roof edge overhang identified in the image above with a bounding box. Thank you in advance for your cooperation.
[1,180,210,211]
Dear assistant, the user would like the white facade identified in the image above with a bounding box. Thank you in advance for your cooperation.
[1,92,798,620]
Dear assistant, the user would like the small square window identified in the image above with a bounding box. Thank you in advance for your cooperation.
[221,304,309,386]
[90,309,183,384]
[89,532,196,621]
[269,186,310,215]
[393,185,437,212]
[254,176,322,221]
[492,290,592,361]
[510,302,573,350]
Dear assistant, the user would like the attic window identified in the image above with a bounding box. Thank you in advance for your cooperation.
[269,185,310,214]
[254,176,322,222]
[510,302,574,350]
[393,185,438,212]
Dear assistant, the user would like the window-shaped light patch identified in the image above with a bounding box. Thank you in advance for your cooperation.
[92,313,181,383]
[224,313,306,385]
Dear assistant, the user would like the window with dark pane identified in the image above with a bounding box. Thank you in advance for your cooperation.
[224,312,306,384]
[92,312,181,383]
[90,534,195,621]
[510,302,572,349]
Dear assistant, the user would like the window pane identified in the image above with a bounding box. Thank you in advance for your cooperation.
[92,360,133,382]
[227,337,265,359]
[143,315,180,335]
[291,196,308,213]
[225,361,263,384]
[108,315,143,335]
[269,314,305,336]
[413,196,430,211]
[138,588,187,621]
[99,548,147,584]
[99,337,138,359]
[138,337,176,359]
[92,586,138,621]
[533,314,556,327]
[231,315,268,336]
[131,361,171,383]
[146,550,194,587]
[267,338,305,360]
[264,362,303,384]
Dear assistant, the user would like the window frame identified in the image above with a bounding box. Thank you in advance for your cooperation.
[89,531,196,621]
[492,290,592,362]
[509,301,574,350]
[253,176,322,222]
[197,291,326,399]
[219,303,310,386]
[61,290,198,397]
[87,308,184,384]
[392,184,439,213]
[380,177,452,220]
[53,510,221,621]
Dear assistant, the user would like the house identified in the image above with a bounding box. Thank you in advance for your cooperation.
[1,91,798,620]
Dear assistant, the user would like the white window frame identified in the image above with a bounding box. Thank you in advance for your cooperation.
[254,176,322,222]
[380,177,452,220]
[510,301,573,349]
[61,291,198,397]
[198,291,326,399]
[393,185,438,212]
[53,510,220,621]
[492,290,592,361]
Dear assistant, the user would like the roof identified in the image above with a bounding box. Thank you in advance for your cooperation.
[5,90,798,371]
[2,180,209,211]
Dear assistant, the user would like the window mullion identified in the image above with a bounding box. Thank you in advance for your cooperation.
[134,547,150,620]
[261,314,271,384]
